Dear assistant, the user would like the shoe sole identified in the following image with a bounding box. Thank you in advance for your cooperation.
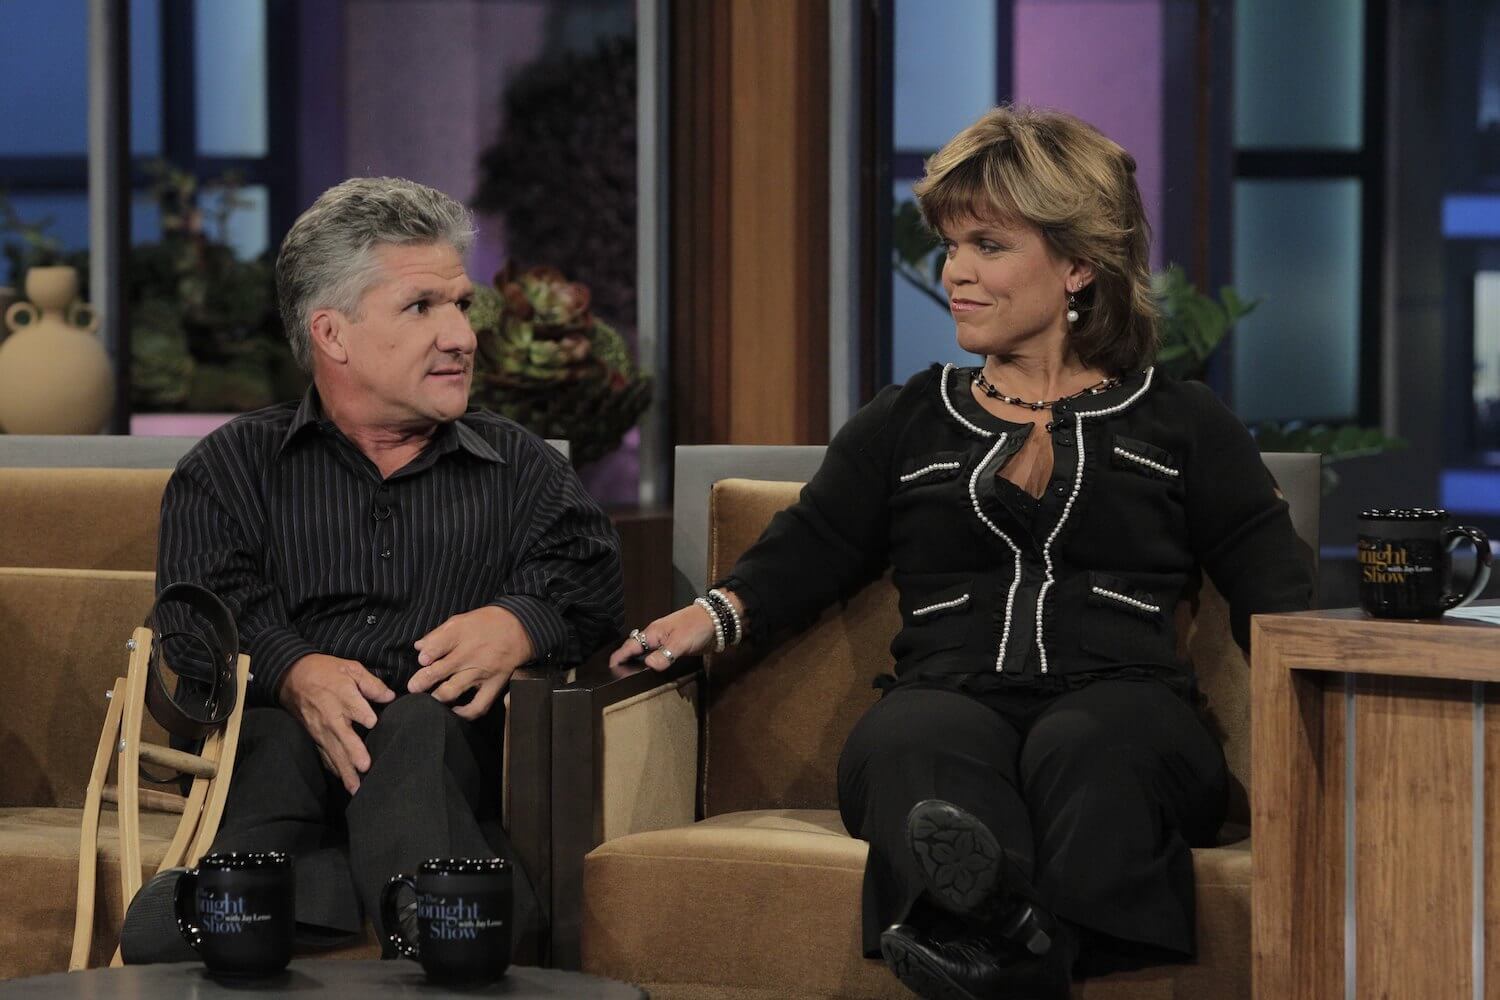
[906,799,1054,956]
[879,928,983,1000]
[119,868,198,965]
[906,799,1004,917]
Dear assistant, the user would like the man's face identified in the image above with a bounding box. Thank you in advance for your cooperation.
[336,242,476,428]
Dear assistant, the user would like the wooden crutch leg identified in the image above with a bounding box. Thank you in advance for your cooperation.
[186,653,250,864]
[107,641,247,967]
[69,678,126,972]
[109,627,156,968]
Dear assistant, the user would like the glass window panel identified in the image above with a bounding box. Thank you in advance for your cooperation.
[0,0,160,156]
[1231,178,1362,423]
[131,0,163,156]
[194,0,267,157]
[1,192,166,285]
[893,0,997,152]
[1234,0,1363,150]
[1475,271,1500,455]
[889,181,981,384]
[198,185,269,261]
[0,1,88,154]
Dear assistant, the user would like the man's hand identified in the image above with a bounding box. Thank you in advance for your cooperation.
[408,606,534,721]
[278,653,396,794]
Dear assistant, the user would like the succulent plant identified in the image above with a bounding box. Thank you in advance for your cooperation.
[469,263,650,466]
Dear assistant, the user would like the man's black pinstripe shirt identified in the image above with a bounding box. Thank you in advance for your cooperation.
[156,389,624,707]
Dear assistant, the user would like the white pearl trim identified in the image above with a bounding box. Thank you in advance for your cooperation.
[1113,446,1179,477]
[899,461,963,484]
[967,434,1022,671]
[1032,368,1156,674]
[940,364,995,438]
[912,593,970,617]
[1090,586,1162,615]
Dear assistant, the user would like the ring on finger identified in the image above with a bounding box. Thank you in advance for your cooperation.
[660,648,676,664]
[630,628,655,652]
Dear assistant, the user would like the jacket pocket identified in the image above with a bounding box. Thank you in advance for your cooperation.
[1110,434,1180,481]
[1087,571,1165,623]
[896,451,968,489]
[892,579,975,662]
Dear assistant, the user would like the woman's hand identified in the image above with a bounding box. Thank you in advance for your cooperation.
[608,603,718,672]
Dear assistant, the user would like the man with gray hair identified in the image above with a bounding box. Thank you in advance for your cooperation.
[124,177,623,958]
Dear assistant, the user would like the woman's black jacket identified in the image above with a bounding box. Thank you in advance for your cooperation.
[720,363,1315,683]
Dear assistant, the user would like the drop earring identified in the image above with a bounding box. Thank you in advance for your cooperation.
[1066,292,1080,325]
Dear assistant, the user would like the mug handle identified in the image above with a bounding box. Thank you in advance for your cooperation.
[380,874,420,960]
[173,868,203,951]
[1443,525,1493,611]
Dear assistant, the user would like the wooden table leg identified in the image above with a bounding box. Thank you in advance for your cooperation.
[1251,625,1346,1000]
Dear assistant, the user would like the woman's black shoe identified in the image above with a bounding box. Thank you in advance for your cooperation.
[881,923,1075,1000]
[880,923,1007,1000]
[906,798,1056,956]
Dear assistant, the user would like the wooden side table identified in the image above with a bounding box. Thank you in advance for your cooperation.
[1251,603,1500,999]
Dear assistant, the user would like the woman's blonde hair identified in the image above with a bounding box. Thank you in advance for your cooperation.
[913,105,1157,374]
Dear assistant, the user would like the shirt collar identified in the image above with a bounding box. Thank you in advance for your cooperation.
[278,388,504,465]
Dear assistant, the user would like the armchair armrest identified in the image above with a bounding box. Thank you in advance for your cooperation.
[504,665,565,965]
[549,653,701,968]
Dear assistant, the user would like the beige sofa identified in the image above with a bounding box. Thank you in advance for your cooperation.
[0,461,556,978]
[569,446,1319,999]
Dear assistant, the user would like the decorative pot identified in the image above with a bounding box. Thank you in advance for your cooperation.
[0,265,114,434]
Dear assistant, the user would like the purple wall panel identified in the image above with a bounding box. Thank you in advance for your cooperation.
[341,0,549,279]
[1013,0,1165,268]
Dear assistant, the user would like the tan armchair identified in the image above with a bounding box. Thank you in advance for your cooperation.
[0,458,558,978]
[569,445,1319,999]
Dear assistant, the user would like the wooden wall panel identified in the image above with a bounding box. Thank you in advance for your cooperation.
[671,0,830,449]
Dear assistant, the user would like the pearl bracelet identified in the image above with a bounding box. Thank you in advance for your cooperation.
[707,588,743,647]
[694,596,726,653]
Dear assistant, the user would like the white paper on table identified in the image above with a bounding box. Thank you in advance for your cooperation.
[1445,606,1500,626]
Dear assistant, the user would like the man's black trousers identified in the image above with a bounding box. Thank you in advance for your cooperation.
[837,678,1228,967]
[208,693,539,946]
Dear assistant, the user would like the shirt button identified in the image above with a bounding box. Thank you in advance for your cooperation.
[379,548,392,559]
[365,614,377,626]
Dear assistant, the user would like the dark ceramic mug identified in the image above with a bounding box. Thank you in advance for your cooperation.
[381,857,512,985]
[1357,509,1492,618]
[173,851,294,977]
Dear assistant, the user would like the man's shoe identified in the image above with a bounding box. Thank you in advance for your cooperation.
[119,867,198,964]
[881,923,1076,1000]
[906,799,1056,956]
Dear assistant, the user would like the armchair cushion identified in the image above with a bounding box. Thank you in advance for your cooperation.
[0,468,170,571]
[705,481,898,817]
[582,810,1251,1000]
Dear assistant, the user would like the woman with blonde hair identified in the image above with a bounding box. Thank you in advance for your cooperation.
[612,105,1312,998]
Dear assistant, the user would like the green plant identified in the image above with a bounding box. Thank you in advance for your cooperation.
[0,194,88,280]
[0,165,304,413]
[468,263,651,466]
[890,198,1404,490]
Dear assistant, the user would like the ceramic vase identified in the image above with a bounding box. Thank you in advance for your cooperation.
[0,265,114,434]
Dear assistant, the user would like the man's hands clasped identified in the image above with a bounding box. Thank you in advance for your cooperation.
[279,606,535,793]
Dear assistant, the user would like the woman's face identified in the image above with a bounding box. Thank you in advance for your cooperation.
[938,214,1086,359]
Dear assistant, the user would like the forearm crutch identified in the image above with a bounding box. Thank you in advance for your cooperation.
[70,584,249,971]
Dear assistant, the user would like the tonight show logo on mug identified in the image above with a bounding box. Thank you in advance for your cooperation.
[1357,509,1491,619]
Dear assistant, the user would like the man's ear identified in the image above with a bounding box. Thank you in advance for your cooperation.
[309,309,348,365]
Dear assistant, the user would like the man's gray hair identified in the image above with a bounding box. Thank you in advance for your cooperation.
[275,176,476,371]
